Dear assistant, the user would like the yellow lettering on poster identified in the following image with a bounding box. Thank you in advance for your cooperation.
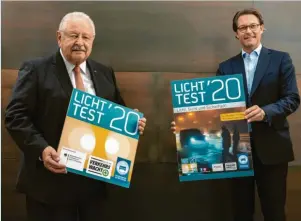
[220,112,245,121]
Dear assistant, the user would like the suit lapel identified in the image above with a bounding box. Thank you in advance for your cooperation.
[250,47,271,97]
[231,54,250,104]
[53,52,104,98]
[87,59,102,96]
[232,53,246,78]
[53,51,74,98]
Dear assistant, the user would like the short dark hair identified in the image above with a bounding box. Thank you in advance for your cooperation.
[232,8,264,32]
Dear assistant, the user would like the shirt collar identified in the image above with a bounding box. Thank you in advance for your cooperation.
[242,43,262,58]
[60,48,86,74]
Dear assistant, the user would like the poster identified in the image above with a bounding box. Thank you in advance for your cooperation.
[171,74,254,181]
[57,89,143,188]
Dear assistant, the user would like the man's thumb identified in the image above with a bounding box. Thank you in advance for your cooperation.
[50,148,60,162]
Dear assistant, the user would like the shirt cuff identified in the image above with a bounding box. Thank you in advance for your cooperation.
[263,111,272,126]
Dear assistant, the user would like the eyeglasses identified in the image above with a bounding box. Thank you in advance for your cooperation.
[61,31,94,41]
[237,24,261,33]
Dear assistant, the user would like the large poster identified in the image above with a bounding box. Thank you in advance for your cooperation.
[171,74,254,181]
[57,89,143,188]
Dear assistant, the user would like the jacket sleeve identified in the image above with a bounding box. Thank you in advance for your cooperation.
[5,61,49,160]
[261,52,300,126]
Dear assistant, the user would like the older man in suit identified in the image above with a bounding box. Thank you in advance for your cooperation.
[171,8,299,221]
[5,11,146,221]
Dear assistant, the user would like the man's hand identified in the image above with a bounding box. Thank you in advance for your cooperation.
[134,109,146,135]
[245,105,265,123]
[42,146,67,174]
[170,121,176,133]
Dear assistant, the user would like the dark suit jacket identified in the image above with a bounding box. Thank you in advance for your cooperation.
[217,46,300,165]
[5,51,125,204]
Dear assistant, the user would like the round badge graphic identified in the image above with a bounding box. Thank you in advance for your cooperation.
[102,169,109,177]
[116,161,129,175]
[238,155,248,164]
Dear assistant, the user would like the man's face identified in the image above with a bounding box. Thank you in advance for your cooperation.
[57,19,94,65]
[235,14,264,52]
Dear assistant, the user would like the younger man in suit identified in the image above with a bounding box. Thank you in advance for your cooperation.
[217,8,299,221]
[171,8,299,221]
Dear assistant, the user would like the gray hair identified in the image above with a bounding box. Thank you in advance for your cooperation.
[58,12,95,36]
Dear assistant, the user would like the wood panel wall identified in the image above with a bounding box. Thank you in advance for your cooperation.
[1,1,301,221]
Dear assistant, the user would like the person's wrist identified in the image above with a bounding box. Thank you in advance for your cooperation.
[39,145,49,161]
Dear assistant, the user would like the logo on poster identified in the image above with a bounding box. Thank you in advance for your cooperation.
[116,160,129,175]
[86,156,113,179]
[212,163,224,172]
[238,155,248,164]
[238,154,249,169]
[225,162,237,171]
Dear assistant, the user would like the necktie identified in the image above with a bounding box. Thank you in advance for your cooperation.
[245,54,256,95]
[73,65,85,91]
[244,54,254,133]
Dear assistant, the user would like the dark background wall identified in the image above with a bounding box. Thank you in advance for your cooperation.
[1,1,301,221]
